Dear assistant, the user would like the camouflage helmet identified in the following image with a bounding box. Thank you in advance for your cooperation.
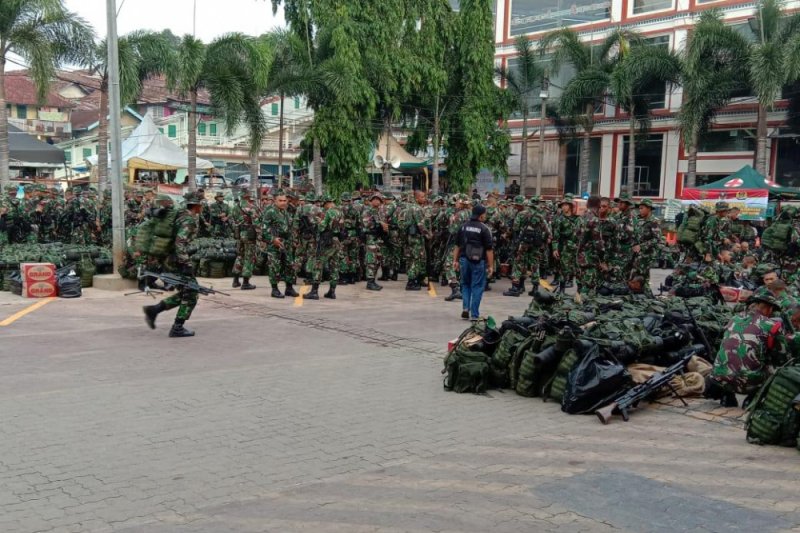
[384,192,395,201]
[558,194,575,207]
[513,195,526,205]
[240,188,253,199]
[615,192,633,205]
[639,198,654,209]
[184,191,204,206]
[369,191,383,201]
[156,193,173,203]
[320,193,333,203]
[750,290,781,310]
[340,192,352,201]
[715,201,730,212]
[214,191,225,198]
[303,191,316,202]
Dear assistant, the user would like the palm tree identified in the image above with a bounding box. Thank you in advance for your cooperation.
[88,31,172,192]
[203,34,272,196]
[749,0,800,176]
[610,44,681,195]
[497,36,545,195]
[169,35,206,191]
[0,0,94,187]
[539,27,641,195]
[679,10,749,188]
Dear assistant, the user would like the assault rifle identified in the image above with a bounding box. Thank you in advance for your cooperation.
[140,270,230,296]
[595,344,705,424]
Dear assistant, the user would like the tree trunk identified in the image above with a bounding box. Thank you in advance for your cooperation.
[755,103,769,177]
[578,103,594,196]
[97,77,109,193]
[278,93,285,188]
[0,58,9,188]
[313,136,322,195]
[187,89,198,191]
[250,151,259,197]
[520,110,528,194]
[432,98,441,195]
[685,140,698,189]
[626,115,636,196]
[382,116,392,185]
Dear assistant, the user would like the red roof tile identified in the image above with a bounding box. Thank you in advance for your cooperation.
[137,75,211,106]
[3,72,74,108]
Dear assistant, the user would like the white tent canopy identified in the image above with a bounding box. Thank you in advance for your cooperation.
[87,113,213,171]
[371,133,428,169]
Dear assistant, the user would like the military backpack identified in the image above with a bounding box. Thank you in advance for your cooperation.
[761,220,793,253]
[677,206,708,248]
[133,207,179,259]
[746,364,800,447]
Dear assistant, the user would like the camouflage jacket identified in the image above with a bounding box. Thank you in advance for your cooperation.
[262,205,293,241]
[577,210,605,266]
[633,214,662,259]
[552,214,581,253]
[173,210,199,270]
[712,310,788,394]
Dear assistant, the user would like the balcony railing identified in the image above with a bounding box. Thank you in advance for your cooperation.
[8,117,71,136]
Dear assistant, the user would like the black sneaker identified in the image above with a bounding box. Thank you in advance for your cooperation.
[461,310,469,320]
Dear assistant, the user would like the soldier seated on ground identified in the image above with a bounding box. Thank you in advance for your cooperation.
[706,292,789,407]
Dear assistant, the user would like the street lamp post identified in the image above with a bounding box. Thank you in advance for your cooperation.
[536,76,550,196]
[106,0,125,274]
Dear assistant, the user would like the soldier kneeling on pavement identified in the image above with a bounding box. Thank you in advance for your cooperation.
[705,292,791,407]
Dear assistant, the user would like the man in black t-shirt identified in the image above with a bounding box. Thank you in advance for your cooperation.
[452,205,494,321]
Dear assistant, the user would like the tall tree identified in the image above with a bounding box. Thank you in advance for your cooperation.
[497,36,545,195]
[750,0,800,176]
[679,10,749,188]
[540,27,639,195]
[0,0,93,187]
[169,35,206,191]
[88,31,172,192]
[447,0,510,193]
[610,44,681,195]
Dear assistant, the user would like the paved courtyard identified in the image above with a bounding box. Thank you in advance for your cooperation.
[0,271,799,533]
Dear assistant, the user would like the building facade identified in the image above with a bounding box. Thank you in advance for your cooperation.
[495,0,800,199]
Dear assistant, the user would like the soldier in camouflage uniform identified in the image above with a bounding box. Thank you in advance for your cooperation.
[311,195,345,299]
[552,194,580,293]
[381,194,401,281]
[231,189,262,290]
[339,192,362,284]
[700,201,731,263]
[707,293,788,406]
[142,191,205,338]
[503,197,552,297]
[261,190,299,299]
[293,191,323,285]
[206,192,231,238]
[444,195,472,301]
[597,197,618,284]
[362,192,388,291]
[401,190,431,291]
[630,198,663,291]
[611,193,636,283]
[576,196,608,295]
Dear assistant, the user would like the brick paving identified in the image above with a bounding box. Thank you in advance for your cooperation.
[0,272,798,533]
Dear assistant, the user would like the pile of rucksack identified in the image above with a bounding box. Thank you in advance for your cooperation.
[677,205,709,254]
[443,291,724,416]
[761,207,796,253]
[746,364,800,450]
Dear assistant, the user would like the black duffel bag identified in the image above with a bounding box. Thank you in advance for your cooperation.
[562,346,631,414]
[57,270,82,298]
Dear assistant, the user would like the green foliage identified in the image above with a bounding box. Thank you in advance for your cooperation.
[446,0,510,192]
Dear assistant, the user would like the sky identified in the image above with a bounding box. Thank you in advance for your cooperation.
[66,0,285,45]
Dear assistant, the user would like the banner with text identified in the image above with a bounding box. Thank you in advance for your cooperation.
[681,188,768,221]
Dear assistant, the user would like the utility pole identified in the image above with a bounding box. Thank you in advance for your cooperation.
[106,0,125,273]
[536,76,550,197]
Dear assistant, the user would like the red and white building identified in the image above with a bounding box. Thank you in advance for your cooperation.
[492,0,800,199]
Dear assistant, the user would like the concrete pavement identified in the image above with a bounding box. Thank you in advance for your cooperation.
[0,272,798,533]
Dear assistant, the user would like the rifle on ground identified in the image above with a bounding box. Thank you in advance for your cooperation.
[140,270,230,296]
[595,344,705,424]
[681,297,714,361]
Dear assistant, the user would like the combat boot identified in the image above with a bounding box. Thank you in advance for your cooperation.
[366,278,383,291]
[284,284,299,297]
[271,285,284,299]
[379,269,390,281]
[519,277,526,295]
[440,276,448,286]
[241,278,256,290]
[232,275,241,288]
[503,283,522,297]
[405,280,421,291]
[484,279,492,292]
[304,283,320,300]
[444,283,462,301]
[558,281,567,294]
[324,286,336,299]
[143,302,165,330]
[528,282,540,297]
[169,319,195,338]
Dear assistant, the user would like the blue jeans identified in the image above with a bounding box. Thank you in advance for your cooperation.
[460,257,486,319]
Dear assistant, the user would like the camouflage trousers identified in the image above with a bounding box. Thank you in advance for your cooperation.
[341,237,360,276]
[266,244,296,285]
[511,244,544,284]
[577,265,603,294]
[0,231,7,246]
[308,241,341,286]
[444,243,459,285]
[162,284,199,321]
[71,225,95,245]
[385,231,402,272]
[293,239,315,278]
[631,252,656,287]
[557,245,578,281]
[405,235,427,281]
[365,236,385,280]
[232,240,258,278]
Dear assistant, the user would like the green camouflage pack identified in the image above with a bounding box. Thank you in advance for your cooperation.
[746,364,800,447]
